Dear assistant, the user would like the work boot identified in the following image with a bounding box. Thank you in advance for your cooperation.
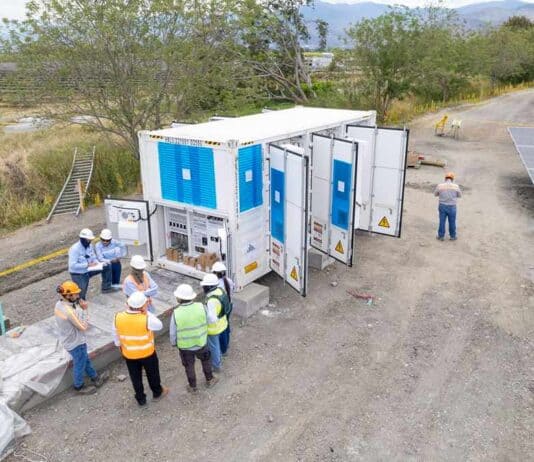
[74,385,97,395]
[187,385,198,393]
[206,376,219,389]
[111,284,122,289]
[101,287,121,294]
[436,236,444,241]
[153,386,170,401]
[92,370,110,388]
[450,237,457,241]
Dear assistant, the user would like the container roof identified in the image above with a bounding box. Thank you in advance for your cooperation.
[146,107,373,144]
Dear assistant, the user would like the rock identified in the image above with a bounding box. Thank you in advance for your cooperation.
[268,303,276,308]
[202,428,207,433]
[129,418,134,423]
[331,281,338,287]
[267,415,274,423]
[117,374,127,382]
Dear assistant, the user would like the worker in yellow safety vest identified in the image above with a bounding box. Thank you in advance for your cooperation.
[122,255,158,313]
[170,284,219,392]
[113,291,169,406]
[200,273,228,372]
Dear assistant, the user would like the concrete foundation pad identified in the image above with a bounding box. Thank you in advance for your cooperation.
[232,283,270,319]
[308,248,334,270]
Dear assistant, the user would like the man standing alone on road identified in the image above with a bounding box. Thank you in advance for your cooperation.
[113,291,169,406]
[434,172,462,241]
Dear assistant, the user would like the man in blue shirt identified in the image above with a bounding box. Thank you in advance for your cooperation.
[95,228,126,289]
[68,228,118,300]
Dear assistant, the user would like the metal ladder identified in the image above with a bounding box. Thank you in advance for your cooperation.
[46,146,95,222]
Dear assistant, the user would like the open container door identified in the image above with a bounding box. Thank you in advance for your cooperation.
[346,125,409,237]
[268,144,309,296]
[104,198,153,261]
[310,134,358,266]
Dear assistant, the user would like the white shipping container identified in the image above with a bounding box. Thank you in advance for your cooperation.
[104,107,408,295]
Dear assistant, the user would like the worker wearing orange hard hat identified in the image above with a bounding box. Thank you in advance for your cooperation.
[434,172,462,241]
[54,281,109,395]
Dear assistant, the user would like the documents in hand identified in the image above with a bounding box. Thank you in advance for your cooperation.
[88,262,104,272]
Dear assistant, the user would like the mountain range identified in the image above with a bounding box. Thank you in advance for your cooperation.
[302,0,534,47]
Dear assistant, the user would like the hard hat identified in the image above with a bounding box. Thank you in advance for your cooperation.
[79,228,95,240]
[100,228,113,240]
[130,255,146,270]
[200,273,219,287]
[127,291,148,309]
[174,284,196,300]
[57,280,81,295]
[212,262,227,273]
[445,172,455,180]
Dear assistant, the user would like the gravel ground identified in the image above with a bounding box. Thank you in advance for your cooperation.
[3,90,534,461]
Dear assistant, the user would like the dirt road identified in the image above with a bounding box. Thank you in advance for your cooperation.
[5,91,534,461]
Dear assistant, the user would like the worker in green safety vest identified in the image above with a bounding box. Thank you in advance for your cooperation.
[169,283,219,393]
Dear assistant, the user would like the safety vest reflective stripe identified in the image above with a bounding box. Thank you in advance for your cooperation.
[114,312,155,359]
[207,288,228,336]
[178,323,207,333]
[121,342,154,351]
[119,334,151,340]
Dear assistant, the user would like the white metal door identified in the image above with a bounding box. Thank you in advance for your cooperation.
[346,125,409,237]
[104,198,153,261]
[310,134,358,266]
[268,144,309,296]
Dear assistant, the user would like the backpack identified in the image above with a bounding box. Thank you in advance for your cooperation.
[211,290,232,319]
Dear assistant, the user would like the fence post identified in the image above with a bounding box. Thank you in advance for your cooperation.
[77,179,85,213]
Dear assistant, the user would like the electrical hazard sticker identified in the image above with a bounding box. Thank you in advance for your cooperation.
[335,240,344,254]
[290,266,298,281]
[378,216,390,228]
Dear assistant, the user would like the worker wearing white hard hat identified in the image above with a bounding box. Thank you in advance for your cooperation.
[95,229,126,289]
[212,261,235,356]
[122,255,158,313]
[170,284,219,392]
[201,273,229,372]
[68,228,118,300]
[113,291,169,406]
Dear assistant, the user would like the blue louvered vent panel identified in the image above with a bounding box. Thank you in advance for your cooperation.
[238,144,263,212]
[331,159,352,230]
[158,142,217,209]
[270,168,284,243]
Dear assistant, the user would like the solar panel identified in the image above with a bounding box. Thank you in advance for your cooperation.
[508,127,534,184]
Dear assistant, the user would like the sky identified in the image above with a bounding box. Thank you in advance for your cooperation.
[1,0,534,20]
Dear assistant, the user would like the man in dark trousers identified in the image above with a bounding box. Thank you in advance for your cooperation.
[113,291,169,406]
[170,284,219,392]
[434,172,462,241]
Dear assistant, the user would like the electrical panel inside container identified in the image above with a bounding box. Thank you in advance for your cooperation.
[191,213,224,255]
[168,209,188,251]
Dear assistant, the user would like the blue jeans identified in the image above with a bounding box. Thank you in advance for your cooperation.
[438,204,457,239]
[111,261,122,285]
[71,265,112,300]
[207,334,222,370]
[219,320,231,355]
[69,343,97,389]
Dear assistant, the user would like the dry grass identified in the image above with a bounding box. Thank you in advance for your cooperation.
[0,105,138,233]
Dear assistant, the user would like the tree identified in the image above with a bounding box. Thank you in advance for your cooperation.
[502,15,533,30]
[345,8,419,118]
[239,0,315,103]
[2,0,251,158]
[315,19,328,51]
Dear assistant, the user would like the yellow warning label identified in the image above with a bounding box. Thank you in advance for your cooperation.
[244,261,258,274]
[335,240,344,254]
[133,240,139,246]
[290,266,298,281]
[378,216,390,228]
